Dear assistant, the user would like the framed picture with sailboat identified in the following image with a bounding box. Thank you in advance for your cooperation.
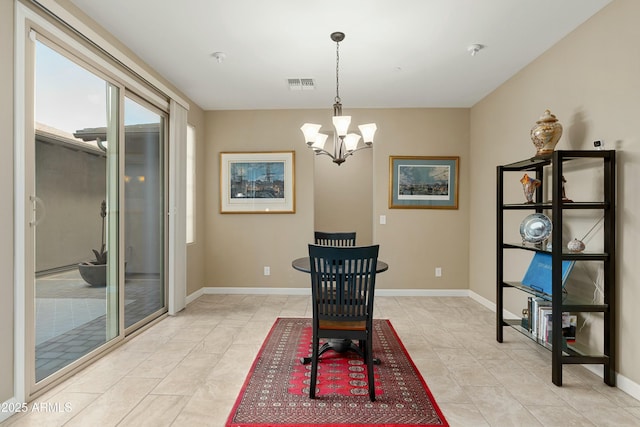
[220,151,295,213]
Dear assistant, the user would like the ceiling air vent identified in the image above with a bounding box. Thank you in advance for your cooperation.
[288,78,315,91]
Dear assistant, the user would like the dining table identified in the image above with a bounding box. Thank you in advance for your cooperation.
[291,257,389,275]
[291,256,389,365]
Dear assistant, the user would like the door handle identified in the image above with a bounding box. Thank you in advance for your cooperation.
[29,195,46,227]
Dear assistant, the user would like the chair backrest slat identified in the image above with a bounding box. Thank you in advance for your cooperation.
[314,231,356,247]
[308,244,379,323]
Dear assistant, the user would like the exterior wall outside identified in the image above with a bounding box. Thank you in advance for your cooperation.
[204,108,470,291]
[469,0,640,389]
[35,141,106,271]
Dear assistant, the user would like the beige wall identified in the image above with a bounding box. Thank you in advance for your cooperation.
[204,108,470,290]
[0,0,15,404]
[314,146,373,245]
[205,110,315,288]
[372,109,470,290]
[469,0,640,387]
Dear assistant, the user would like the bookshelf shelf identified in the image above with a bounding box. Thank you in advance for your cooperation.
[502,243,610,260]
[503,281,609,311]
[497,150,616,387]
[503,319,610,360]
[502,202,608,210]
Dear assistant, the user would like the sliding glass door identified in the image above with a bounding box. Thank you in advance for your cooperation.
[33,39,120,383]
[123,95,167,329]
[29,35,168,392]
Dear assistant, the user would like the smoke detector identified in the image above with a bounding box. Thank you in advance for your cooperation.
[211,52,227,63]
[467,44,485,56]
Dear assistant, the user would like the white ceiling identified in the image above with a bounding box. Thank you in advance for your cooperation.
[69,0,611,111]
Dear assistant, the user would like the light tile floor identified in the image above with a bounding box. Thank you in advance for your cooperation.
[2,294,639,426]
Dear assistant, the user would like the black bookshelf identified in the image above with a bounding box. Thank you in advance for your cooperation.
[496,150,616,386]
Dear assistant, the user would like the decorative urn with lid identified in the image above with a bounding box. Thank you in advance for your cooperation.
[530,109,563,157]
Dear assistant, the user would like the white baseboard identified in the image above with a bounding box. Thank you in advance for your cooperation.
[468,290,640,402]
[199,287,310,296]
[184,287,204,306]
[375,288,469,297]
[468,290,496,311]
[581,365,640,402]
[468,290,519,319]
[192,287,470,298]
[614,371,640,402]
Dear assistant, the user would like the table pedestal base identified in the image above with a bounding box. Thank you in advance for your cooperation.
[300,339,380,365]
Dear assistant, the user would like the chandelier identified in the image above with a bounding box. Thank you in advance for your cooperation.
[300,32,377,166]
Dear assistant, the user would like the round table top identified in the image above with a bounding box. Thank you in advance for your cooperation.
[291,257,389,274]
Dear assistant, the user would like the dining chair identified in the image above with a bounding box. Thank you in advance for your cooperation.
[299,231,357,365]
[307,243,380,402]
[314,231,356,247]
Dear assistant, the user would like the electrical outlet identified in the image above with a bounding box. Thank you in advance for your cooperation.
[264,266,270,276]
[435,267,442,277]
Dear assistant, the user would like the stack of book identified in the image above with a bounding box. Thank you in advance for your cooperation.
[524,297,576,345]
[519,252,577,346]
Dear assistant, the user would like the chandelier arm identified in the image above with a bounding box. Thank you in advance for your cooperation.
[338,145,372,163]
[346,144,374,154]
[312,148,337,160]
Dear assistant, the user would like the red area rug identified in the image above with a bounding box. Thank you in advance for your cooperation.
[226,317,448,427]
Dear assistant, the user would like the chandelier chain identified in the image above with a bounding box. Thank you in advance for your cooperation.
[335,39,341,103]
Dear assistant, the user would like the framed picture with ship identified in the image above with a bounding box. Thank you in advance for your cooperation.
[220,151,295,213]
[389,156,459,209]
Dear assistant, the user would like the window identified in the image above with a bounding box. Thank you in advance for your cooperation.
[186,124,196,244]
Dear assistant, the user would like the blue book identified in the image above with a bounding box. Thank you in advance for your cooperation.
[522,253,575,296]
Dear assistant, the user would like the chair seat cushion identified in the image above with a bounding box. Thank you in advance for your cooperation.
[319,319,366,331]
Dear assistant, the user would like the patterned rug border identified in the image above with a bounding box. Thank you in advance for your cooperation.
[226,317,449,427]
